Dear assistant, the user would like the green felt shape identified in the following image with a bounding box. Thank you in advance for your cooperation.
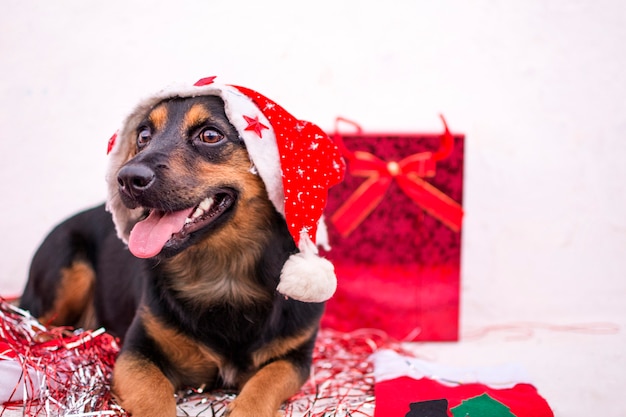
[450,393,517,417]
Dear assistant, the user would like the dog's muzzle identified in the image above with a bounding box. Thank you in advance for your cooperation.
[117,164,156,203]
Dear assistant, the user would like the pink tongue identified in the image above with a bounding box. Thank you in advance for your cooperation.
[128,208,194,258]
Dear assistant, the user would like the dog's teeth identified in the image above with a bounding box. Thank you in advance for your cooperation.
[199,197,213,211]
[192,207,204,219]
[185,198,215,223]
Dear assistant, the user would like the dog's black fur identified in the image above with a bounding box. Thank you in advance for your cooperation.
[20,96,324,417]
[21,204,143,338]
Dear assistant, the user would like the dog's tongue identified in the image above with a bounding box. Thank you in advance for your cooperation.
[128,208,194,258]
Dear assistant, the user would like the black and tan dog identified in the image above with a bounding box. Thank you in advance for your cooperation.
[20,78,345,417]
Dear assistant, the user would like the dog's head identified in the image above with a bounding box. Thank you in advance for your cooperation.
[108,94,274,259]
[106,78,346,301]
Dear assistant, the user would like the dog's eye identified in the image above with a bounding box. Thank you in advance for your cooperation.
[137,128,152,149]
[198,128,224,144]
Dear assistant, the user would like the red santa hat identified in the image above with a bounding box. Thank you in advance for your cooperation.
[105,76,346,302]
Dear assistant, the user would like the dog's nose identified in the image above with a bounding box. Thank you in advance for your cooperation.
[117,164,156,195]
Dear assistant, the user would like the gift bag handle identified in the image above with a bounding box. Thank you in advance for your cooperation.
[333,115,455,162]
[332,117,362,162]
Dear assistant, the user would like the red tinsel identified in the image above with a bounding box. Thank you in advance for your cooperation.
[0,299,124,416]
[284,328,406,416]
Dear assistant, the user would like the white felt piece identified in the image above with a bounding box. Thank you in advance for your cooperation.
[371,349,532,388]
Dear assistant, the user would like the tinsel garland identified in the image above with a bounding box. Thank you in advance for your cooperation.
[0,298,405,417]
[0,299,122,416]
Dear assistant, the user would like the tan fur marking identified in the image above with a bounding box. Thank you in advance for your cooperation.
[142,309,221,387]
[148,104,168,132]
[182,103,211,131]
[112,352,176,417]
[164,147,277,306]
[226,360,303,417]
[252,326,317,370]
[39,260,95,327]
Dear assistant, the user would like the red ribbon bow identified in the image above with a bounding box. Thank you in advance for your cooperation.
[330,116,464,237]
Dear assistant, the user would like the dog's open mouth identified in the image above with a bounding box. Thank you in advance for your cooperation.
[127,190,235,259]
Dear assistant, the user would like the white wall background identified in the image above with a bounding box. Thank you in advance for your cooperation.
[1,1,625,415]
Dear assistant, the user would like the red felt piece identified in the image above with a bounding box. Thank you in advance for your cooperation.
[374,377,554,417]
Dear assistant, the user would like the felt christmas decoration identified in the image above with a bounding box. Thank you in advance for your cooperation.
[372,350,554,417]
[105,76,345,302]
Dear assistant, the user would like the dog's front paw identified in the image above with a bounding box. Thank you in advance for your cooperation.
[113,352,177,417]
[225,359,302,417]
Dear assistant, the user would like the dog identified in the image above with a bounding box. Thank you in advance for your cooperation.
[20,79,345,417]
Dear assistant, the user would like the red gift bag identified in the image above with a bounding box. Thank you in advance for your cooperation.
[321,117,464,341]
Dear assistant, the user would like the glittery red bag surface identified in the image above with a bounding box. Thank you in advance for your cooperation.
[320,117,464,341]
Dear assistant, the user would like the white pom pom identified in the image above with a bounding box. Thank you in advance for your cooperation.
[277,232,337,302]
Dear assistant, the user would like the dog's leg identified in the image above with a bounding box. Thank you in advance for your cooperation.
[37,260,96,327]
[112,352,177,417]
[226,359,305,417]
[21,204,114,329]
